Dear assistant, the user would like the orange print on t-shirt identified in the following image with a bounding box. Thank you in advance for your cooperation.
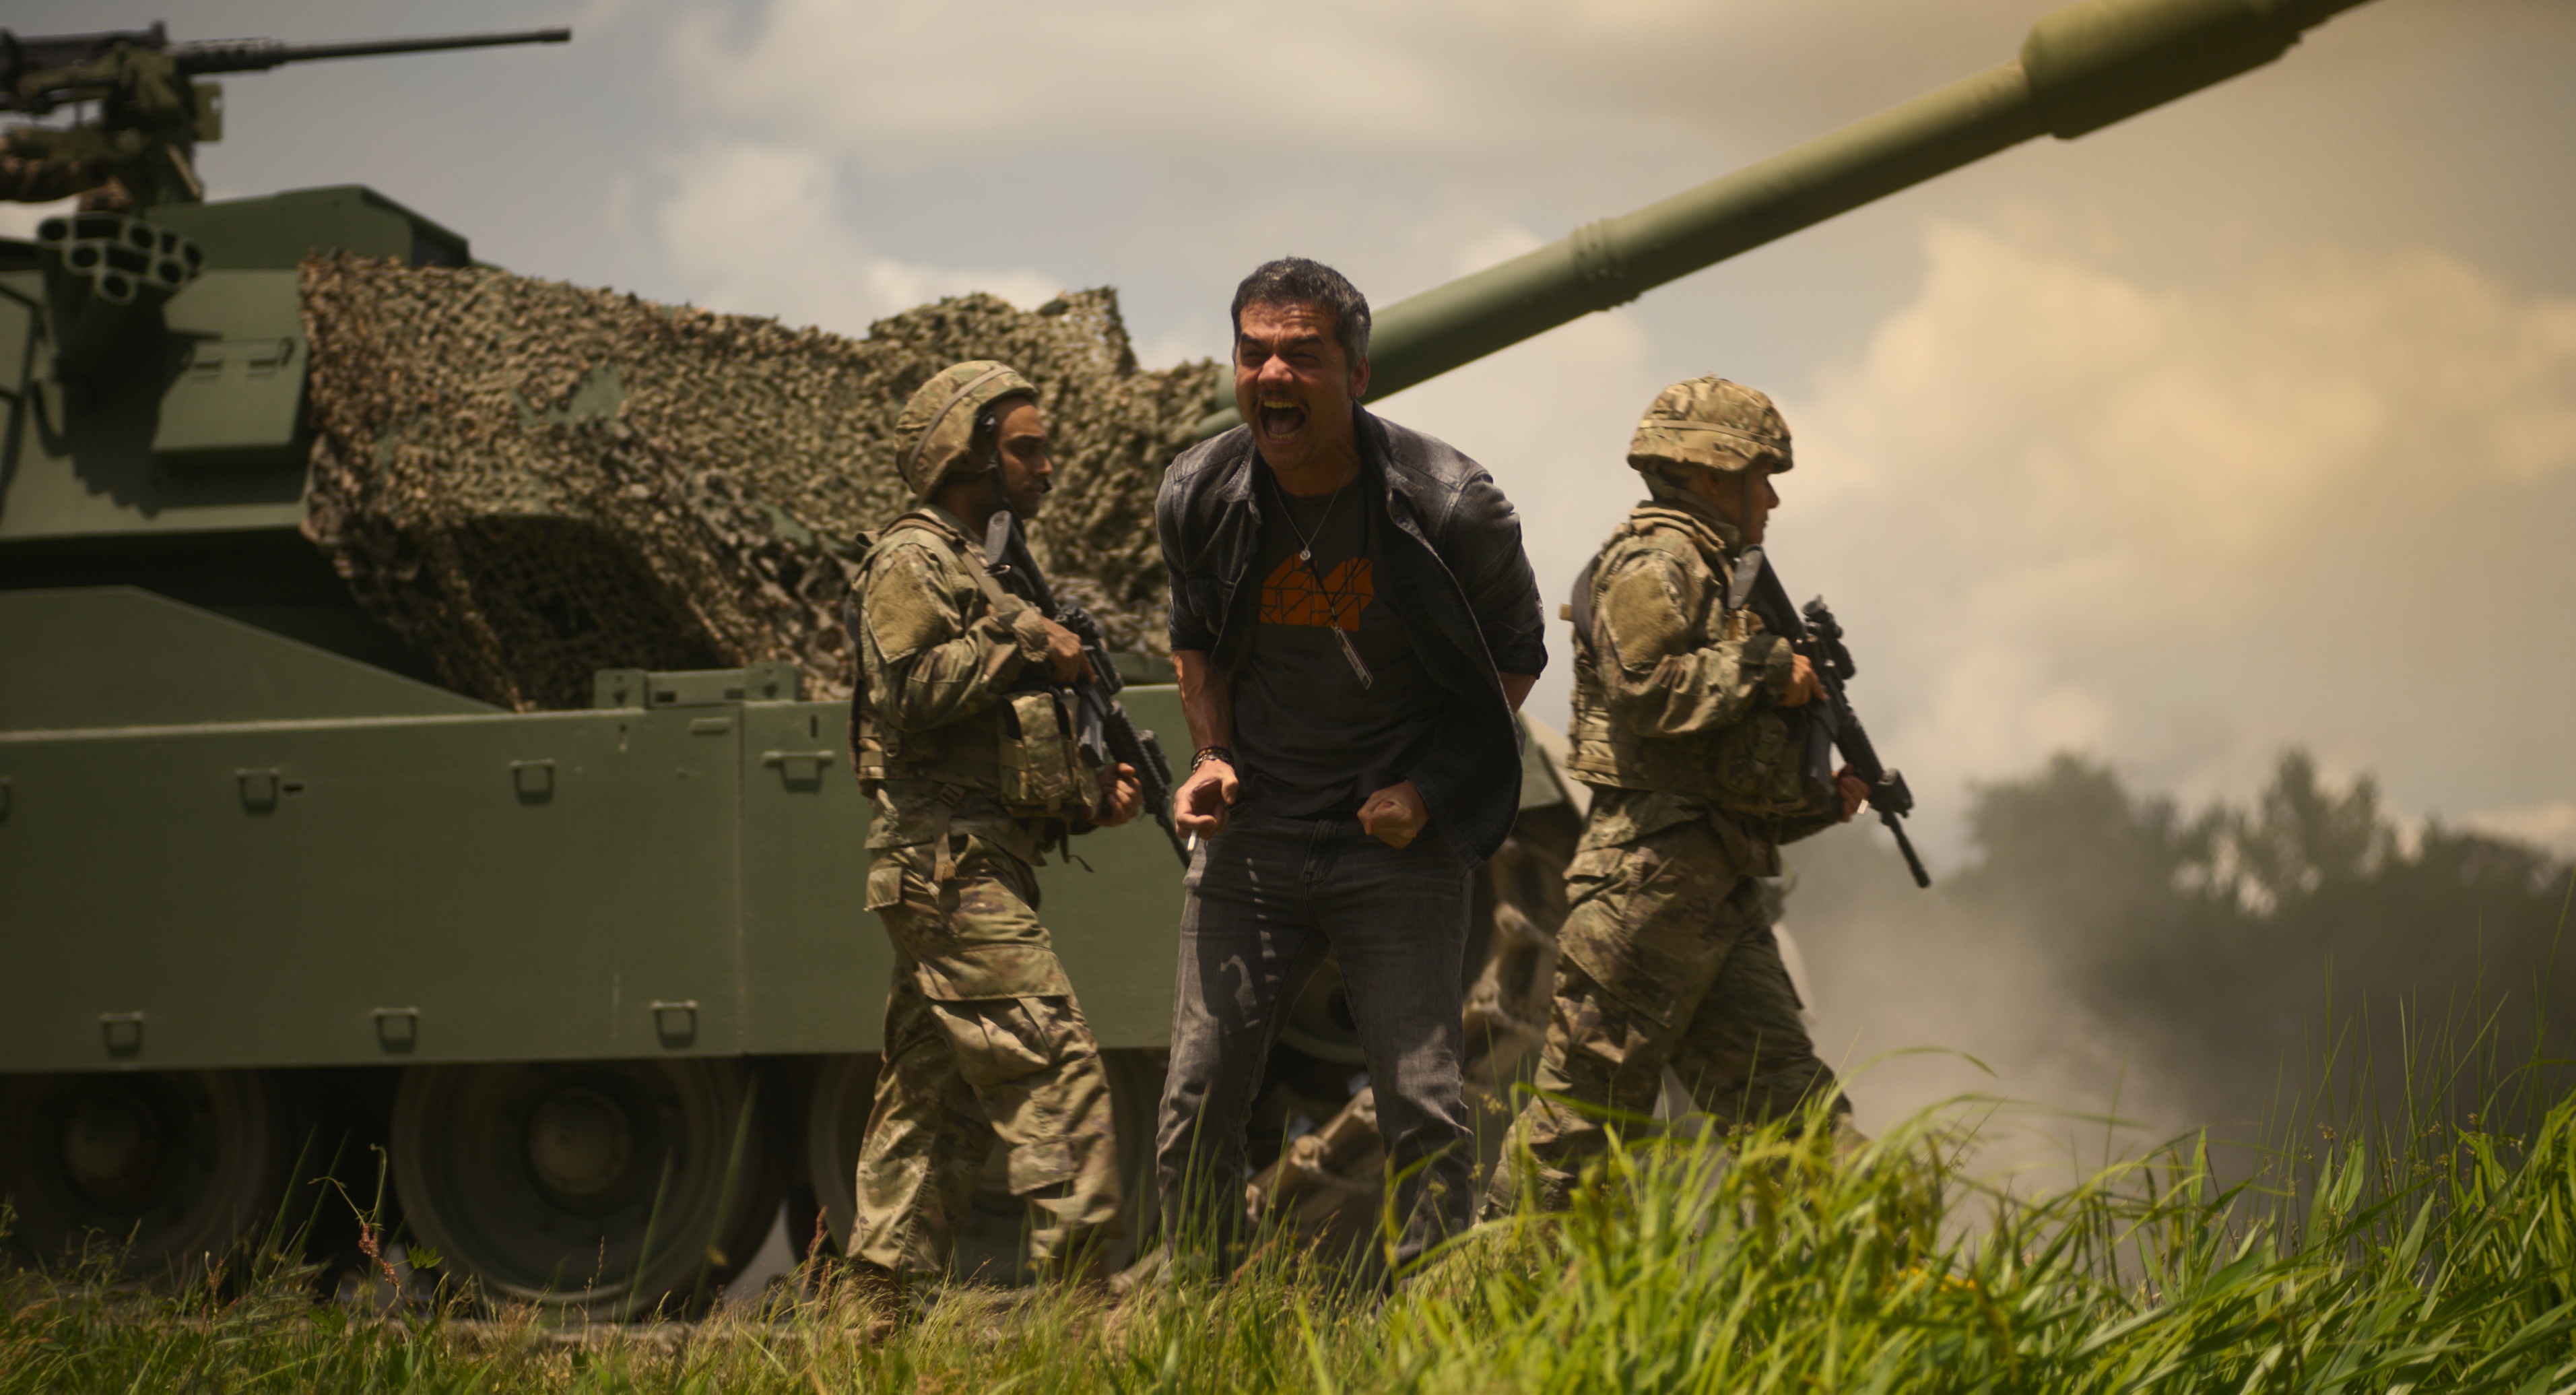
[1259,554,1373,631]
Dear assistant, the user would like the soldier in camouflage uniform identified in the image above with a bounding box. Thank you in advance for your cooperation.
[847,360,1144,1293]
[1485,377,1869,1216]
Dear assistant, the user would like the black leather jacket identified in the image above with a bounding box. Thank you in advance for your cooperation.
[1156,405,1548,868]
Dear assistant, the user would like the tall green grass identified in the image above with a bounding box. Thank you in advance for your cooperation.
[8,1052,2573,1393]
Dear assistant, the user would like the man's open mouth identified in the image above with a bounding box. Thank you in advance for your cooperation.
[1258,401,1307,442]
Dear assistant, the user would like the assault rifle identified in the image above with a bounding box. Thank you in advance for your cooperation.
[982,511,1187,866]
[1731,548,1933,888]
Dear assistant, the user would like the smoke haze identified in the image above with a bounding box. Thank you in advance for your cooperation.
[1783,752,2574,1155]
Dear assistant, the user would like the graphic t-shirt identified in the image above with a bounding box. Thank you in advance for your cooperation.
[1230,472,1447,819]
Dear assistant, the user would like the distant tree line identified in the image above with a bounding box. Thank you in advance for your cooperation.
[1793,750,2573,1137]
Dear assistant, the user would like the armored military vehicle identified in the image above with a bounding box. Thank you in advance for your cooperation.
[1,0,2374,1316]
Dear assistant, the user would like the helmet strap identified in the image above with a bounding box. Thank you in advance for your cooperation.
[975,408,1005,474]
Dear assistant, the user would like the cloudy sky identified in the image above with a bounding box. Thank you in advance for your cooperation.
[11,0,2571,864]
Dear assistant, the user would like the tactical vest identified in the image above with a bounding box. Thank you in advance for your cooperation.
[846,513,1095,820]
[1562,507,1820,819]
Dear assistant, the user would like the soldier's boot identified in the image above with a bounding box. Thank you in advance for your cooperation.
[1024,1165,1122,1292]
[844,1258,916,1340]
[1032,1221,1120,1295]
[1020,1201,1113,1289]
[1105,1243,1166,1301]
[1106,1240,1232,1303]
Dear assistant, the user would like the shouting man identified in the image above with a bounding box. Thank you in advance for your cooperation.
[1485,377,1867,1219]
[1152,258,1546,1271]
[845,361,1143,1299]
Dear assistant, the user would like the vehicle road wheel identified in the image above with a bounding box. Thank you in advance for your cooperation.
[805,1046,1164,1283]
[390,1058,783,1319]
[0,1070,302,1283]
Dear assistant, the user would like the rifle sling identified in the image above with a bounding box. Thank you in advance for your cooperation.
[1729,546,1802,638]
[969,542,1022,618]
[985,509,1078,623]
[1727,545,1760,614]
[842,530,876,775]
[1571,553,1632,676]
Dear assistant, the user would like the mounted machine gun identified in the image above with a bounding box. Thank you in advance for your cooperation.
[1,23,568,209]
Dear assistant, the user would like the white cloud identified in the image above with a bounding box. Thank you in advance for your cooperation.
[654,0,2568,180]
[649,139,1062,334]
[1787,222,2576,852]
[662,0,2059,169]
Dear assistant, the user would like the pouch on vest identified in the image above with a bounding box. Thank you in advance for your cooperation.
[863,857,911,912]
[1707,709,1836,820]
[996,690,1086,812]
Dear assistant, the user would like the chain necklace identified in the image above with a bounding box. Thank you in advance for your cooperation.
[1264,469,1375,688]
[1278,474,1342,562]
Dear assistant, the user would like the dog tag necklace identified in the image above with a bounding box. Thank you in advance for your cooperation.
[1269,472,1374,688]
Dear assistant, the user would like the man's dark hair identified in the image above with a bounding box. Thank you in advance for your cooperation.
[1230,257,1371,366]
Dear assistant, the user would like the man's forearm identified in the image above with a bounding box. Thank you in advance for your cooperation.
[1173,650,1234,753]
[1500,672,1536,713]
[1170,649,1239,837]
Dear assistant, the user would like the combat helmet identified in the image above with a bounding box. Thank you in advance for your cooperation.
[1626,376,1793,476]
[896,360,1039,502]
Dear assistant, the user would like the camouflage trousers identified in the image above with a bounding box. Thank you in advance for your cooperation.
[1484,804,1847,1216]
[851,835,1121,1279]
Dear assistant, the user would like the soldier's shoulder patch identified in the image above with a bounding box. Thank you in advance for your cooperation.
[1598,550,1696,665]
[863,543,972,657]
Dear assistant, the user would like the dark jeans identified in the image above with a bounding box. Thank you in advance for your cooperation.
[1154,810,1475,1270]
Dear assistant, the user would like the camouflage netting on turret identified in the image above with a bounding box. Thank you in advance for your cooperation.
[299,253,1213,711]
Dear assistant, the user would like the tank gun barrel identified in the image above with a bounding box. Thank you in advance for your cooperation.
[1199,0,2377,434]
